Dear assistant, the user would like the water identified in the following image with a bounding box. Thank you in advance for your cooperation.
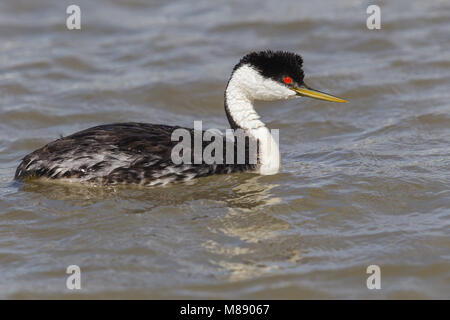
[0,0,449,299]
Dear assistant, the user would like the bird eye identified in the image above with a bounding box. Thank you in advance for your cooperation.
[283,77,292,84]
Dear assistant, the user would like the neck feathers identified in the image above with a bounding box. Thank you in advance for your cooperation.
[224,65,280,175]
[225,66,265,130]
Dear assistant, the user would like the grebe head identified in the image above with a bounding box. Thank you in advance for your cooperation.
[228,50,347,103]
[224,51,348,175]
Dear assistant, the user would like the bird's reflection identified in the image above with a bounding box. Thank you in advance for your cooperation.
[19,173,303,282]
[202,175,303,282]
[18,173,280,209]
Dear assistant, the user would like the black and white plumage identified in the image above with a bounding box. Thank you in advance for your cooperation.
[15,123,256,186]
[15,50,346,186]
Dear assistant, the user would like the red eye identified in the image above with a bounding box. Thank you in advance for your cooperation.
[284,77,292,84]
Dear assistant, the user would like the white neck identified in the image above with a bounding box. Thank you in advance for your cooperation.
[225,65,281,175]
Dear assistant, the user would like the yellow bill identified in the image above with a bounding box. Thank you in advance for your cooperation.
[292,84,348,103]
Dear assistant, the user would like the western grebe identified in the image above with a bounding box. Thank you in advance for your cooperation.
[15,50,347,186]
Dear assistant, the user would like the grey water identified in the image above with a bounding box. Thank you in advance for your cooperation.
[0,0,449,298]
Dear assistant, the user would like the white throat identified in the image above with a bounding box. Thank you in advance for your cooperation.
[225,65,287,175]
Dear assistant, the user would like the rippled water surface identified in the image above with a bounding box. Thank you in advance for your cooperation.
[0,0,449,299]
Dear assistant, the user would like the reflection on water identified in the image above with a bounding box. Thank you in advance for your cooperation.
[0,0,449,299]
[203,176,297,282]
[20,173,278,210]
